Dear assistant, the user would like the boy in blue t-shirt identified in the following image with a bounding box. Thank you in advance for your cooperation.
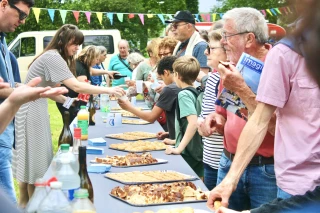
[165,55,203,178]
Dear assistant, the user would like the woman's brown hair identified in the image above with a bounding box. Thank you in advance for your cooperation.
[29,24,84,76]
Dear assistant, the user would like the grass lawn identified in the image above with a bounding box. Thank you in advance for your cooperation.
[14,99,62,200]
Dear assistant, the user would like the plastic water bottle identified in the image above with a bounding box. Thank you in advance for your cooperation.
[25,178,48,213]
[71,189,96,213]
[51,144,79,176]
[38,181,72,213]
[56,158,80,201]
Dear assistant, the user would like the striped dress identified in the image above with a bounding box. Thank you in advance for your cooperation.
[12,50,74,184]
[200,72,224,169]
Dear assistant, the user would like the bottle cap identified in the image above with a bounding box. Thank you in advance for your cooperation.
[60,144,70,151]
[50,181,62,189]
[46,177,58,186]
[34,178,47,187]
[74,128,81,139]
[80,106,86,109]
[74,188,89,198]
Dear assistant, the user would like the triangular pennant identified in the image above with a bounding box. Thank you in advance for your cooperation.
[195,14,200,22]
[212,13,217,21]
[219,13,224,19]
[157,14,165,24]
[117,13,124,22]
[85,12,91,24]
[106,13,113,25]
[96,12,103,24]
[275,8,282,15]
[266,9,273,16]
[59,10,67,24]
[281,7,288,15]
[128,14,135,19]
[138,14,144,25]
[206,14,211,22]
[47,9,55,22]
[32,8,40,23]
[261,10,266,17]
[270,9,277,16]
[200,14,206,21]
[147,14,154,18]
[73,11,80,23]
[287,7,292,13]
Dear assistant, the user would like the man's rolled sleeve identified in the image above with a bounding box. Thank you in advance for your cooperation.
[256,45,292,108]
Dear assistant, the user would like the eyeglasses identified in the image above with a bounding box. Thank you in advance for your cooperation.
[221,31,250,41]
[171,23,188,30]
[206,43,224,54]
[158,52,172,57]
[9,2,28,20]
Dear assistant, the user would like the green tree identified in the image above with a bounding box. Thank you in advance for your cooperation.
[185,0,199,13]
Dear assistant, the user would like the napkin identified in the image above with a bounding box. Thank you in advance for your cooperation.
[86,147,104,155]
[88,164,111,173]
[88,138,107,146]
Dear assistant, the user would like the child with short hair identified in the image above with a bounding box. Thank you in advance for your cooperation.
[165,55,204,178]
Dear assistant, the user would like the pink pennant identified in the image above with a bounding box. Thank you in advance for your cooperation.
[261,10,266,17]
[138,14,144,25]
[128,14,135,19]
[200,14,206,21]
[85,11,91,24]
[206,14,211,22]
[73,11,80,23]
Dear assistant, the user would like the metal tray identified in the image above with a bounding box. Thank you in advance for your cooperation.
[108,147,165,153]
[90,158,168,168]
[105,170,199,184]
[122,120,151,125]
[105,134,157,141]
[109,194,207,207]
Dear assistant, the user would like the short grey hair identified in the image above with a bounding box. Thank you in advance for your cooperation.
[127,52,145,64]
[223,7,268,44]
[96,46,107,54]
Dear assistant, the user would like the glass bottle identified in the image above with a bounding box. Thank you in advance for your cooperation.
[88,95,96,126]
[78,146,94,203]
[58,111,73,147]
[71,189,96,213]
[25,178,48,213]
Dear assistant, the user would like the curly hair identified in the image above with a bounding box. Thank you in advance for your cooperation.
[158,37,178,53]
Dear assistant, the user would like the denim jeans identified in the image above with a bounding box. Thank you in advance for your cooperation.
[203,163,218,190]
[277,187,293,199]
[0,147,17,204]
[217,152,277,211]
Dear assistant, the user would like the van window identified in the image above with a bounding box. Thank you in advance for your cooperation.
[83,35,114,54]
[20,37,36,57]
[11,37,36,58]
[43,36,53,49]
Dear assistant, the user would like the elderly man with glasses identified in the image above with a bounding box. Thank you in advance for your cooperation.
[165,10,210,76]
[0,0,34,204]
[198,7,277,211]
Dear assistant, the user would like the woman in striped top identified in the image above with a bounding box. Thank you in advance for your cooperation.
[198,29,227,190]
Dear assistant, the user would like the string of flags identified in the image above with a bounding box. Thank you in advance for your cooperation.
[31,6,296,25]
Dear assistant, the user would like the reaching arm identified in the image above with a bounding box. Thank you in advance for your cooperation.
[207,102,276,211]
[0,88,14,99]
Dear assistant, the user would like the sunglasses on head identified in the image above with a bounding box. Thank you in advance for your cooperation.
[9,2,28,20]
[158,52,172,58]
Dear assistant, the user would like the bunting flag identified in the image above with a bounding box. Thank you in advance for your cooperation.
[117,13,124,22]
[59,10,67,24]
[212,13,216,21]
[73,11,80,23]
[96,12,103,24]
[47,9,55,22]
[266,9,273,16]
[33,8,41,23]
[157,14,165,24]
[85,12,91,24]
[23,6,292,26]
[107,13,113,25]
[138,14,144,25]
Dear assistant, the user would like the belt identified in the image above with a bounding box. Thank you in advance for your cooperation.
[223,149,274,165]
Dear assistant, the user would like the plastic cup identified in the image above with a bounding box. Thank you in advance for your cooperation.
[136,80,143,93]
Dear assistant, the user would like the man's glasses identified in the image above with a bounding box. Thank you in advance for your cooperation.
[221,31,250,41]
[171,23,188,30]
[9,2,28,20]
[206,43,224,54]
[158,52,172,58]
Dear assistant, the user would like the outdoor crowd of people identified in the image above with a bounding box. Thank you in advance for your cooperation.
[0,0,319,212]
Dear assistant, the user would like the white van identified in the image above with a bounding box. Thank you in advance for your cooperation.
[8,30,121,82]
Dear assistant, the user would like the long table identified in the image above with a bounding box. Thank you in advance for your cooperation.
[67,101,210,212]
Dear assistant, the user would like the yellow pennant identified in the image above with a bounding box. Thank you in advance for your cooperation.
[33,8,41,23]
[96,12,103,24]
